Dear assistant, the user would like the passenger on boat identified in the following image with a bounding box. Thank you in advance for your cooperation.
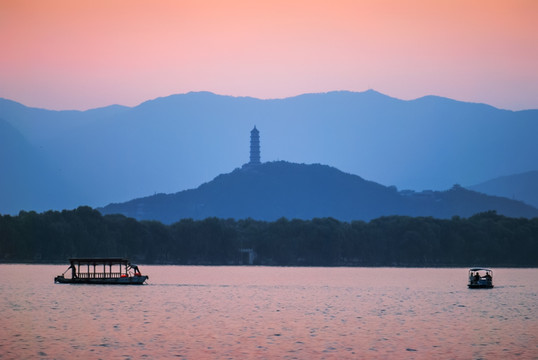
[474,272,480,282]
[69,265,78,278]
[133,265,142,277]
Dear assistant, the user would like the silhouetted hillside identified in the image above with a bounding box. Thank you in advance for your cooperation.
[99,162,538,223]
[0,118,75,213]
[2,91,538,214]
[468,171,538,208]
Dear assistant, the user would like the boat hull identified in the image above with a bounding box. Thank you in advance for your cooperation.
[468,284,494,289]
[54,275,148,285]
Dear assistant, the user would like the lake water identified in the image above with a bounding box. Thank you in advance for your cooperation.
[1,265,537,359]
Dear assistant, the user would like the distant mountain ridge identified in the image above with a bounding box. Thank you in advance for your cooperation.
[468,171,538,209]
[2,90,538,214]
[0,118,75,213]
[99,161,538,224]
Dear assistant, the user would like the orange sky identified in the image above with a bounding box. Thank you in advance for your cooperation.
[1,0,537,110]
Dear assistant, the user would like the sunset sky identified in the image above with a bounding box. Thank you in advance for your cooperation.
[1,0,537,111]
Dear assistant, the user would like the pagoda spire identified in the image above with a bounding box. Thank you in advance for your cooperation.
[249,126,260,165]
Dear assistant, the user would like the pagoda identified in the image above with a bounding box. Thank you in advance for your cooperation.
[249,126,261,165]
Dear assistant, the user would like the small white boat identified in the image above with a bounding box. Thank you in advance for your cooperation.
[468,267,493,288]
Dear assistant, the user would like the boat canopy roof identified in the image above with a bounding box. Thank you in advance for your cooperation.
[69,258,132,265]
[469,267,492,272]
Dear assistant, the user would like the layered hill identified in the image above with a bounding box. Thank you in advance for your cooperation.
[0,118,76,213]
[99,162,538,224]
[2,91,538,214]
[468,170,538,209]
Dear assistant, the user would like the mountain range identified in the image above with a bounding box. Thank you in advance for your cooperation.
[99,161,538,224]
[1,90,538,215]
[468,170,538,209]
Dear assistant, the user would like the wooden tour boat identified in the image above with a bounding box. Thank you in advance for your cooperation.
[54,258,149,285]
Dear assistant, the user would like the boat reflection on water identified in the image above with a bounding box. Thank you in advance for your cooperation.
[54,258,148,285]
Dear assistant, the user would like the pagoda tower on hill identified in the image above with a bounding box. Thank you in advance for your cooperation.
[249,126,261,165]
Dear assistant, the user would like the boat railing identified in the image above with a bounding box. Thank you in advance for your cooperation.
[76,272,124,279]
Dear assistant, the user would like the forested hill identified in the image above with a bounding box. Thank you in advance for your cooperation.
[3,91,538,215]
[1,207,537,267]
[99,161,538,224]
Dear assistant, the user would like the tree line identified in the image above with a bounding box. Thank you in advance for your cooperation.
[1,206,537,266]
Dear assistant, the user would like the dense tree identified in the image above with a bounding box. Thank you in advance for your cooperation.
[0,207,537,266]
